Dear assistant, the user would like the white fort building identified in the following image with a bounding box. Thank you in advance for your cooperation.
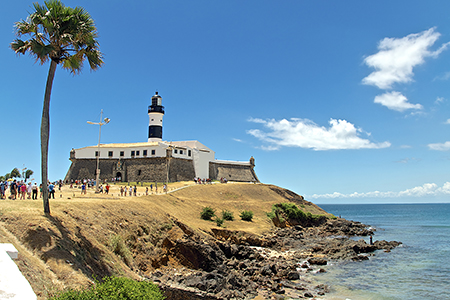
[65,92,259,183]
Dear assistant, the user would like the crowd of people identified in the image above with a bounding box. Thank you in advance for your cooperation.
[1,176,231,200]
[0,179,64,200]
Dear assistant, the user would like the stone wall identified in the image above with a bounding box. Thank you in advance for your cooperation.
[65,157,195,183]
[65,158,259,183]
[209,162,259,182]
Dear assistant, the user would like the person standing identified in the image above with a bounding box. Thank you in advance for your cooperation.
[32,183,38,200]
[0,181,5,199]
[20,182,27,200]
[27,182,32,199]
[133,185,137,196]
[105,184,110,195]
[10,180,17,200]
[48,182,55,199]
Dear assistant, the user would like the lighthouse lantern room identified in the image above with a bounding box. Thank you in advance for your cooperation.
[148,91,165,142]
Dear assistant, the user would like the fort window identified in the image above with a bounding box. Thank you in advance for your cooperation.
[151,149,156,155]
[95,151,99,157]
[188,150,191,156]
[131,151,135,156]
[136,150,140,156]
[180,150,183,155]
[120,151,124,157]
[108,151,113,157]
[174,149,178,154]
[138,170,142,176]
[143,150,147,156]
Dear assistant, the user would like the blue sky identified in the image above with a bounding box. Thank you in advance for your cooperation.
[2,0,450,204]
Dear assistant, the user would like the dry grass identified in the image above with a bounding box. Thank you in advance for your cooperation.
[0,182,330,299]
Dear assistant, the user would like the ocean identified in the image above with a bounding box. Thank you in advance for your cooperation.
[311,203,450,300]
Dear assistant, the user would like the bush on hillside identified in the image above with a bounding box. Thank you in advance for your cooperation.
[108,234,132,266]
[50,276,165,300]
[267,203,326,227]
[200,206,216,220]
[215,217,224,227]
[221,210,234,221]
[240,210,254,221]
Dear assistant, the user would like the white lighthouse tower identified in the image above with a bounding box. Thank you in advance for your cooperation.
[148,91,165,142]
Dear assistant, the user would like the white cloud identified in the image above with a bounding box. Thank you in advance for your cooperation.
[363,27,450,89]
[308,182,450,199]
[374,91,423,112]
[434,72,450,81]
[247,117,390,151]
[428,141,450,151]
[395,157,420,164]
[436,97,446,104]
[444,119,450,124]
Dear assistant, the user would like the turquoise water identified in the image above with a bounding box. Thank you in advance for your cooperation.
[314,203,450,300]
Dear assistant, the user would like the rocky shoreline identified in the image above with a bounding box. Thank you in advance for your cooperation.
[147,218,401,299]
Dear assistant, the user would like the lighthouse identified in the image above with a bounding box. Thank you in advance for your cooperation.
[148,91,165,142]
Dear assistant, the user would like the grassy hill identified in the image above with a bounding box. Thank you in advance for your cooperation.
[0,182,331,299]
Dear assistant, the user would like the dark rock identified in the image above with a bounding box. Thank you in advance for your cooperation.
[308,257,327,265]
[351,255,369,261]
[287,271,300,280]
[275,289,286,294]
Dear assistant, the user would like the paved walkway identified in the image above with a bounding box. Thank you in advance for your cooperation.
[0,243,37,300]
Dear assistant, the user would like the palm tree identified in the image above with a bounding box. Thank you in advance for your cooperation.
[10,168,21,179]
[11,0,103,214]
[25,169,34,182]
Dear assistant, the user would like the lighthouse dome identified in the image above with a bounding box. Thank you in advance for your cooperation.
[151,91,163,107]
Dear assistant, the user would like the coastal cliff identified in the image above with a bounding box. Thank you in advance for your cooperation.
[0,183,400,299]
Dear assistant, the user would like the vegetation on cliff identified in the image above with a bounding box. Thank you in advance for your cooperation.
[0,182,333,299]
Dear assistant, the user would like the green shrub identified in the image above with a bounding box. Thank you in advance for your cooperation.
[200,206,216,220]
[240,210,254,221]
[267,203,326,226]
[108,234,132,266]
[215,217,224,227]
[221,210,234,221]
[50,276,165,300]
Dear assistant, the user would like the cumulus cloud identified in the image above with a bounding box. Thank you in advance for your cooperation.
[374,91,423,112]
[363,27,449,89]
[428,141,450,151]
[247,117,390,151]
[308,182,450,199]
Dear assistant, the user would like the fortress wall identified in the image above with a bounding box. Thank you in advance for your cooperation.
[65,157,195,183]
[209,162,259,182]
[168,158,196,182]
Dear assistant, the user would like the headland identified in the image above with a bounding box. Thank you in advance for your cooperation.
[0,182,400,299]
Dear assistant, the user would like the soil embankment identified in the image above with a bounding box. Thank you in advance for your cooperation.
[0,182,400,299]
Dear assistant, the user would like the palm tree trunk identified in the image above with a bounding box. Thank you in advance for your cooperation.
[42,60,57,214]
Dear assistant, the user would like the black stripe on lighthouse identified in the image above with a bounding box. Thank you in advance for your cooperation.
[149,125,162,139]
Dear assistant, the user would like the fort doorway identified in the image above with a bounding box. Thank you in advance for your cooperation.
[116,172,122,181]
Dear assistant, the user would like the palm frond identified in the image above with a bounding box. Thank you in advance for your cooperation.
[11,0,103,73]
